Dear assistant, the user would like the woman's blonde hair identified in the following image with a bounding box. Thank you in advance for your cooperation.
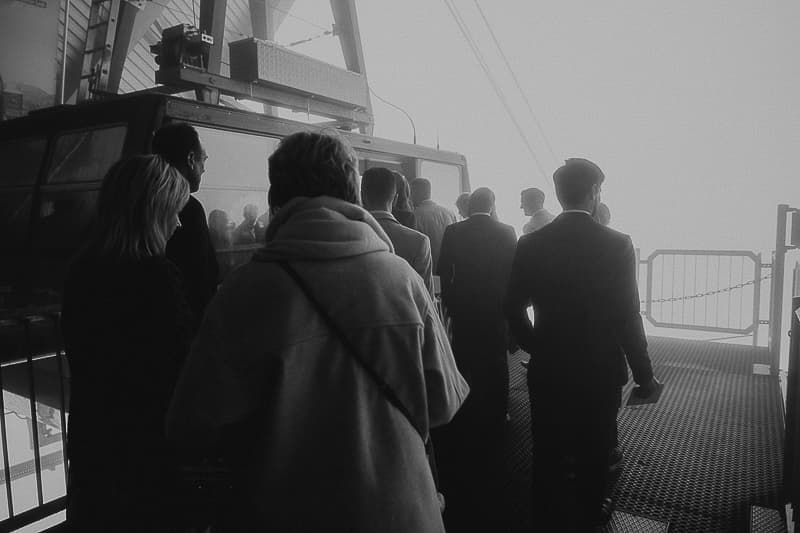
[90,155,189,259]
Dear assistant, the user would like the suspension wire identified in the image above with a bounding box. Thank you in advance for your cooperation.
[369,85,417,144]
[442,0,548,179]
[268,1,329,32]
[472,0,559,164]
[150,1,202,25]
[288,29,334,47]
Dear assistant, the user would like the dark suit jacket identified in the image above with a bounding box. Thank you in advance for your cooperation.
[437,215,516,419]
[166,196,219,325]
[437,214,517,321]
[371,211,434,296]
[505,211,653,390]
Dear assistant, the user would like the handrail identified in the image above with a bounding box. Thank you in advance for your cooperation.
[0,313,68,530]
[639,249,769,346]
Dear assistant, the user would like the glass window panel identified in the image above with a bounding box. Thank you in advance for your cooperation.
[32,354,67,504]
[419,160,462,208]
[194,126,278,190]
[195,188,269,279]
[0,137,47,187]
[46,126,127,184]
[0,192,33,312]
[3,370,38,514]
[0,192,33,249]
[30,190,99,307]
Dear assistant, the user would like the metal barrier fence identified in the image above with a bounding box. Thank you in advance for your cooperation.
[638,250,771,346]
[0,313,68,531]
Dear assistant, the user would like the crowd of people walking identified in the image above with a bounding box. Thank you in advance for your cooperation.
[60,123,660,532]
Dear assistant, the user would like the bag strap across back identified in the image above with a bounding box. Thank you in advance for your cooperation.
[276,260,427,444]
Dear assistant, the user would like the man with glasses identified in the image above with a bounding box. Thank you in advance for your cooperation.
[152,123,219,325]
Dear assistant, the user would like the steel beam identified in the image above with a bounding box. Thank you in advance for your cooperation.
[106,0,166,93]
[156,66,373,127]
[329,0,372,134]
[249,0,291,40]
[199,0,227,75]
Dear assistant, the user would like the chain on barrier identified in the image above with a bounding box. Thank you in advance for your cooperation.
[640,272,772,305]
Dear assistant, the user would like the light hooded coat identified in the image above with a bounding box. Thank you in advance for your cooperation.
[167,196,469,532]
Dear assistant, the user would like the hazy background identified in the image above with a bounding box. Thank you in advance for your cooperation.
[279,0,800,258]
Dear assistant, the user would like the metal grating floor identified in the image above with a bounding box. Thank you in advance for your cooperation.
[501,336,785,532]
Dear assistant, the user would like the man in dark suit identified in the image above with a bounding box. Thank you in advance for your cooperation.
[361,167,434,296]
[152,123,219,326]
[435,187,517,531]
[505,158,659,531]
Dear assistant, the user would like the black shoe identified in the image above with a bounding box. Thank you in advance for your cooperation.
[608,447,623,472]
[595,496,616,527]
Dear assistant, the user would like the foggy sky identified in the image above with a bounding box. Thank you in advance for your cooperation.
[287,1,800,257]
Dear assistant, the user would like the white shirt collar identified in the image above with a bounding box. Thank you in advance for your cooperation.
[562,209,593,216]
[470,212,492,217]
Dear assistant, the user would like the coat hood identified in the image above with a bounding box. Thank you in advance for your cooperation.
[254,196,394,262]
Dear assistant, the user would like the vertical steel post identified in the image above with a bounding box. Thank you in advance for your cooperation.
[753,254,762,347]
[60,0,71,104]
[770,205,789,374]
[51,313,69,485]
[645,253,654,323]
[784,296,800,514]
[0,322,16,517]
[22,318,44,506]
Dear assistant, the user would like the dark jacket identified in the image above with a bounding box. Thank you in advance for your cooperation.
[61,255,193,530]
[505,211,653,390]
[438,214,517,321]
[393,209,417,231]
[436,214,517,420]
[167,196,219,323]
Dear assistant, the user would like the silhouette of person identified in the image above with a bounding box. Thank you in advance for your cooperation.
[61,155,192,531]
[391,171,417,230]
[505,158,659,531]
[152,123,219,322]
[455,192,470,220]
[166,132,468,532]
[208,209,232,250]
[521,187,555,234]
[411,177,458,272]
[595,202,611,226]
[233,204,262,245]
[362,167,434,296]
[435,187,517,531]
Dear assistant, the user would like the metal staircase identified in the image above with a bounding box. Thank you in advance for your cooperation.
[78,0,123,101]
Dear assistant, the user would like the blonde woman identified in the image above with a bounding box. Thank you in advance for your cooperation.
[61,155,192,531]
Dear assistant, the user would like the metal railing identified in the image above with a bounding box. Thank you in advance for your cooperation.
[0,313,69,531]
[638,249,771,346]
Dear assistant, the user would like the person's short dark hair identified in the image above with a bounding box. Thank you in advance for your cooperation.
[469,187,495,215]
[553,158,605,207]
[595,202,611,226]
[456,192,470,216]
[268,131,359,208]
[410,178,432,203]
[521,188,545,209]
[361,167,397,207]
[151,123,202,169]
[392,171,413,212]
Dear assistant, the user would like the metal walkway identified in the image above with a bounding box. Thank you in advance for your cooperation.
[503,337,785,532]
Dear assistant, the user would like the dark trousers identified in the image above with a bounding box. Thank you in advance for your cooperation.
[434,397,508,533]
[528,383,621,532]
[434,314,510,532]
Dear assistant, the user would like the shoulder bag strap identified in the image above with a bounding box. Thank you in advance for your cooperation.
[276,260,427,443]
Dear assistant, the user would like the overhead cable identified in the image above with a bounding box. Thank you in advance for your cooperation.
[369,85,417,144]
[268,1,330,32]
[443,0,548,178]
[473,0,559,163]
